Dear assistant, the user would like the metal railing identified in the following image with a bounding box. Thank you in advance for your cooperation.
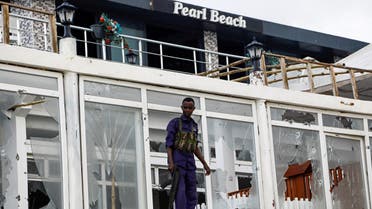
[57,23,246,76]
[2,3,371,101]
[0,1,57,52]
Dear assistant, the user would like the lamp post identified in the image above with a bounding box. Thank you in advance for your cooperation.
[125,50,138,64]
[245,37,264,85]
[56,1,77,38]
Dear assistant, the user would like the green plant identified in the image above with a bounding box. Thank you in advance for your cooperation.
[99,13,127,46]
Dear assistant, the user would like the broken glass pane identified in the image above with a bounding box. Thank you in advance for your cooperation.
[327,136,367,209]
[147,90,200,109]
[271,107,318,125]
[207,118,259,209]
[237,174,252,190]
[28,96,63,209]
[0,91,15,208]
[85,102,146,209]
[84,81,141,102]
[272,126,325,208]
[0,90,62,209]
[322,114,363,130]
[205,99,252,116]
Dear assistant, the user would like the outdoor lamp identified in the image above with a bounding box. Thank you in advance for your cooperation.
[245,37,263,72]
[125,50,138,64]
[56,1,77,38]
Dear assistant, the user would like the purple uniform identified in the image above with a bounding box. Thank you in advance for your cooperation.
[166,115,198,209]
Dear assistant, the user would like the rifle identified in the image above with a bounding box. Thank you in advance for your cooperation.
[160,167,179,209]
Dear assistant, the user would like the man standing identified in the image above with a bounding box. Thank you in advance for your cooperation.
[166,97,211,209]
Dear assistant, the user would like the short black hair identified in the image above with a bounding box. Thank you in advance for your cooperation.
[182,97,195,105]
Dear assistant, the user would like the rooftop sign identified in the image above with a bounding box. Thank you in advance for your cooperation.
[172,1,246,28]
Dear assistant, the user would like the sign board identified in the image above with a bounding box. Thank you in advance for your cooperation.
[172,1,246,28]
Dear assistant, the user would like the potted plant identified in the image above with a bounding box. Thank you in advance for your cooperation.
[90,23,105,40]
[90,13,124,45]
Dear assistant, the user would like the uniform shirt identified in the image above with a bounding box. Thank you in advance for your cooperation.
[166,114,198,170]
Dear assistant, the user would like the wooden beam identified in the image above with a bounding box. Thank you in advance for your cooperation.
[349,69,359,99]
[328,66,339,96]
[264,52,372,73]
[280,57,289,89]
[198,57,250,76]
[306,63,315,92]
[260,54,268,85]
[231,75,249,82]
[210,66,251,78]
[49,14,58,53]
[2,4,10,44]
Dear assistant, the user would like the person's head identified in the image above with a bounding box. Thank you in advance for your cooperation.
[181,97,195,118]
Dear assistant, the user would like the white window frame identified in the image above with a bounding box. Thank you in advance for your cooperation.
[0,64,68,209]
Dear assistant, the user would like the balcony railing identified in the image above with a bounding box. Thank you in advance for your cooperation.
[56,23,247,76]
[1,2,372,101]
[201,52,372,100]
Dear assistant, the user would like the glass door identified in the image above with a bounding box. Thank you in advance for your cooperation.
[325,134,368,209]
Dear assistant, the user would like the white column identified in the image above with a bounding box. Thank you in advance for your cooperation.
[255,100,276,209]
[60,37,83,209]
[249,71,264,86]
[3,106,31,209]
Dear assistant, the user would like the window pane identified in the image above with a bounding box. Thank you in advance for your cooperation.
[205,99,252,116]
[0,91,63,209]
[272,126,325,208]
[237,174,252,190]
[207,118,259,208]
[148,110,201,153]
[271,107,318,125]
[84,81,141,101]
[147,90,200,109]
[85,102,146,209]
[327,136,367,209]
[322,114,363,130]
[368,120,372,132]
[0,69,58,90]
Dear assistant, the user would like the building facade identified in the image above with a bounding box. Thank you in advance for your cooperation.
[1,1,372,209]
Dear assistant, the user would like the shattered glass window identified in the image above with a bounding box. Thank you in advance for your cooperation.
[207,118,259,209]
[322,114,363,130]
[0,90,63,209]
[147,90,200,109]
[28,96,63,209]
[205,99,252,116]
[148,110,201,153]
[271,126,325,208]
[271,107,318,125]
[237,174,252,190]
[327,136,367,209]
[84,81,141,101]
[85,102,146,209]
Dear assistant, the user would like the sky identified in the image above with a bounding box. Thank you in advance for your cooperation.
[178,0,372,43]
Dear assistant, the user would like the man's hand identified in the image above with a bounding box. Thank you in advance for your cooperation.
[168,162,175,173]
[203,163,211,176]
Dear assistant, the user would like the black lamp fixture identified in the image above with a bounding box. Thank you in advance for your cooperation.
[125,50,138,64]
[245,37,263,72]
[55,0,77,38]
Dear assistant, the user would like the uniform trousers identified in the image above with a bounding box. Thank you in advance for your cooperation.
[175,167,197,209]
